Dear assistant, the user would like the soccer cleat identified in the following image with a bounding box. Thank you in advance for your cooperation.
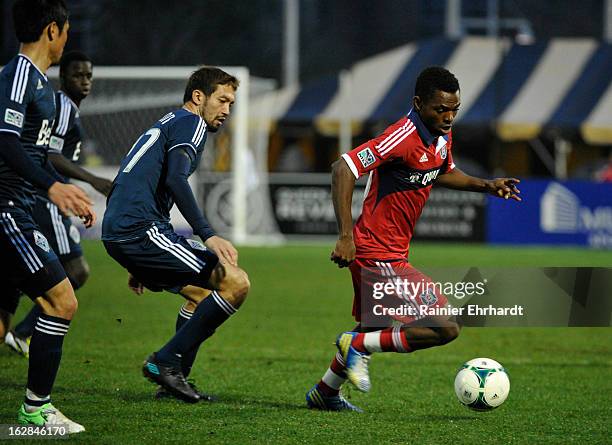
[142,354,200,403]
[17,403,85,434]
[5,331,30,358]
[305,386,362,412]
[156,380,217,402]
[336,332,372,393]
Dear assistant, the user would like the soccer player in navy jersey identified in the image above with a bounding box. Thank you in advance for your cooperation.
[306,67,521,412]
[0,0,95,432]
[102,67,250,403]
[5,51,112,357]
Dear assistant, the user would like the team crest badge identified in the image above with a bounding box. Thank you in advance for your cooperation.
[357,147,376,168]
[33,231,50,252]
[186,239,206,251]
[440,146,447,160]
[420,289,438,306]
[69,225,81,244]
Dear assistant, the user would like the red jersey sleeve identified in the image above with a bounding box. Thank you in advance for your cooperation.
[341,118,411,178]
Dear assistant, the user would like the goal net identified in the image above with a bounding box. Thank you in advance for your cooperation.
[47,65,281,244]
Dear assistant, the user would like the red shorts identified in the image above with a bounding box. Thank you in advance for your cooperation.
[349,258,449,326]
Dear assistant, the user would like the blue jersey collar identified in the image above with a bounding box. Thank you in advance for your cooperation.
[407,108,436,147]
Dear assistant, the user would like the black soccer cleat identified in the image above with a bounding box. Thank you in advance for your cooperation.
[142,353,200,403]
[155,381,217,402]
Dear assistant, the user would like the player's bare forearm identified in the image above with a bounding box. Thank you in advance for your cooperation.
[331,159,356,238]
[49,153,113,196]
[438,168,521,201]
[50,153,95,183]
[436,168,488,192]
[330,159,357,267]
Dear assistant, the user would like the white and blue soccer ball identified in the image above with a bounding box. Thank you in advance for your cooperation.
[454,358,510,411]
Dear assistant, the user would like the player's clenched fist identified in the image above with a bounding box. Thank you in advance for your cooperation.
[48,182,96,227]
[331,235,356,268]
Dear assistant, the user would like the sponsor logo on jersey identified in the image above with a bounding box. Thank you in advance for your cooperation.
[49,135,65,151]
[4,108,24,128]
[33,230,50,252]
[357,147,376,168]
[186,239,206,251]
[419,153,428,163]
[406,169,440,186]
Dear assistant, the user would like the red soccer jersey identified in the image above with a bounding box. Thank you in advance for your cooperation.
[342,110,455,260]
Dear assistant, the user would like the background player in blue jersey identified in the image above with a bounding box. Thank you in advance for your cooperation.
[103,67,250,403]
[5,50,113,357]
[0,0,96,433]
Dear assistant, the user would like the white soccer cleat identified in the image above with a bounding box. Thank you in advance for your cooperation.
[4,331,29,358]
[336,332,372,393]
[18,403,85,434]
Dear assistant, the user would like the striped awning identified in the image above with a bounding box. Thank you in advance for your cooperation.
[250,37,612,144]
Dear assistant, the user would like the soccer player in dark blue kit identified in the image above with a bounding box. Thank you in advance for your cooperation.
[102,67,250,403]
[5,51,112,356]
[0,0,96,432]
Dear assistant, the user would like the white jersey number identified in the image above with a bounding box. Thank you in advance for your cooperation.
[122,128,161,173]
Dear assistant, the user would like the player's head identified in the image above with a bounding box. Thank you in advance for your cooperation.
[12,0,69,63]
[413,66,460,137]
[60,51,93,102]
[183,67,239,132]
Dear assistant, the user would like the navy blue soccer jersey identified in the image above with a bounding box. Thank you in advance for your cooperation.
[0,54,56,209]
[102,108,207,242]
[49,90,83,166]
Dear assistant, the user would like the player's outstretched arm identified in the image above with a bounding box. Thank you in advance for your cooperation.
[49,152,113,196]
[330,158,357,268]
[437,168,521,201]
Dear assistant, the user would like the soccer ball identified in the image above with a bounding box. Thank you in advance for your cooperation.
[454,357,510,411]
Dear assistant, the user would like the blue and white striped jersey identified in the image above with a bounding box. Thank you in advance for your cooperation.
[102,108,208,242]
[0,54,56,209]
[49,90,83,164]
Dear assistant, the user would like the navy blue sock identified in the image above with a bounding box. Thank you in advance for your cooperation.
[26,314,70,404]
[14,304,41,338]
[156,292,236,368]
[175,305,198,377]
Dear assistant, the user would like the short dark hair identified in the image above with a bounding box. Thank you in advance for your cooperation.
[183,66,239,104]
[59,50,91,76]
[414,66,460,102]
[12,0,69,43]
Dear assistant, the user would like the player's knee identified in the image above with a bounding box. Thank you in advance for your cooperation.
[223,268,250,307]
[51,294,78,319]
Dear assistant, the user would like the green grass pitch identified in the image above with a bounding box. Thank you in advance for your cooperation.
[1,242,610,444]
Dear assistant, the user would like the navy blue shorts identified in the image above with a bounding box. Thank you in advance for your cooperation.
[103,225,219,294]
[32,195,83,262]
[0,206,67,308]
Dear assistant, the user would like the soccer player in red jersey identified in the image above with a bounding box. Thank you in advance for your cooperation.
[306,66,521,412]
